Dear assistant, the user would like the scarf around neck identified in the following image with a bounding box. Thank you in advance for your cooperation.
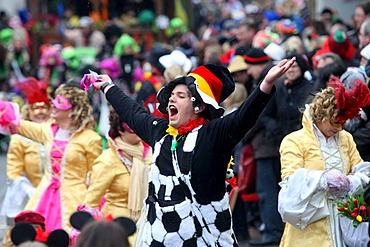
[113,136,149,222]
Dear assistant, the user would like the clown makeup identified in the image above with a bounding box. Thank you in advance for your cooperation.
[52,95,72,111]
[29,102,51,123]
[30,102,51,115]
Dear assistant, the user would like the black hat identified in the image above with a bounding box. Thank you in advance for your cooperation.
[286,53,309,73]
[243,47,271,65]
[157,64,235,119]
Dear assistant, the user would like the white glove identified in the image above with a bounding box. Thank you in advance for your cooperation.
[320,171,350,198]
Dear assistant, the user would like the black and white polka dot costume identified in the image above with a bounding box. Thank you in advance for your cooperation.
[105,84,274,246]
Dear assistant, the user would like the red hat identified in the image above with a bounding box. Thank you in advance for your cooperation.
[157,64,235,119]
[16,77,50,105]
[327,30,355,61]
[328,76,370,123]
[14,210,45,228]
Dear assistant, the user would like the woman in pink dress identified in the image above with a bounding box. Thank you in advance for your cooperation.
[0,82,102,232]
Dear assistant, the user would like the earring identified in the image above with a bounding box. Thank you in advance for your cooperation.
[194,106,199,113]
[166,107,168,112]
[68,113,73,118]
[191,97,196,102]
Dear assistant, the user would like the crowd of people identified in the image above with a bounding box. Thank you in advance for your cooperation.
[1,0,370,246]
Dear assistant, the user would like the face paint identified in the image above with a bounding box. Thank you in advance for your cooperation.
[30,102,51,115]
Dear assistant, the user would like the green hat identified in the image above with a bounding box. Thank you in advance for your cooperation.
[166,18,187,37]
[114,34,140,56]
[61,47,80,70]
[0,28,13,45]
[75,47,97,66]
[333,30,346,44]
[138,9,155,25]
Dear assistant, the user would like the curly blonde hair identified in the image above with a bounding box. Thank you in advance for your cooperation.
[309,86,338,124]
[54,84,95,133]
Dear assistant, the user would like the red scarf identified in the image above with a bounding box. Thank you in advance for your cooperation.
[178,118,206,135]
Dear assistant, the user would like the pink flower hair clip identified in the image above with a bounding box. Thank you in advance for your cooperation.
[80,69,100,91]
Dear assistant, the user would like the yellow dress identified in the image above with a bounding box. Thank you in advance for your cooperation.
[17,120,102,232]
[279,109,363,247]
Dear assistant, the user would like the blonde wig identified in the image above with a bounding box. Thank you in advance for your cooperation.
[54,84,95,133]
[309,86,337,124]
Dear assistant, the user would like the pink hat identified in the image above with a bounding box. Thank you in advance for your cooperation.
[100,58,120,79]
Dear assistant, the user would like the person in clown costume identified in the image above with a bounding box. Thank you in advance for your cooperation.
[91,56,295,246]
[0,82,102,233]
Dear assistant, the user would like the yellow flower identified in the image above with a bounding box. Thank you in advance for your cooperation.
[166,125,178,138]
[356,215,363,222]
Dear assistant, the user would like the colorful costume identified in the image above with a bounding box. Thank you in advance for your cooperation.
[2,76,51,219]
[16,121,102,232]
[278,107,369,247]
[106,72,273,246]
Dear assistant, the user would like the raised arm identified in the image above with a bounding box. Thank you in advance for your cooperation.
[93,74,167,146]
[260,58,296,94]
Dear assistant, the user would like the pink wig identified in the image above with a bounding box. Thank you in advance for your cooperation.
[39,47,63,66]
[100,58,120,79]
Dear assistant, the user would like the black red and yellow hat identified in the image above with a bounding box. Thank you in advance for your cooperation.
[157,64,235,119]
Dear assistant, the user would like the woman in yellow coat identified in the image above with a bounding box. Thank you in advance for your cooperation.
[0,82,102,232]
[2,77,51,247]
[83,107,151,221]
[278,77,370,247]
[3,77,51,219]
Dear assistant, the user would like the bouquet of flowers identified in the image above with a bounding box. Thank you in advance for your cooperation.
[336,194,370,228]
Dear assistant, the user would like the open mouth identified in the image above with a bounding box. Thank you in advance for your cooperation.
[169,105,178,117]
